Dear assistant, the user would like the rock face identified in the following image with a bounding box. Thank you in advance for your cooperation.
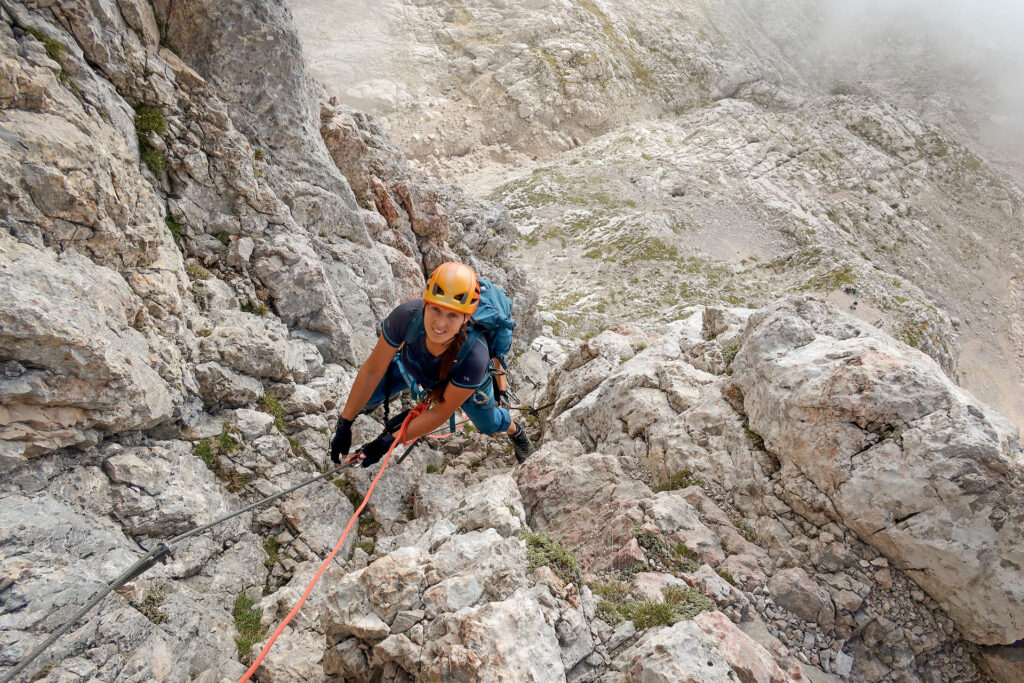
[538,300,1023,678]
[731,297,1024,645]
[0,0,537,679]
[3,0,1023,680]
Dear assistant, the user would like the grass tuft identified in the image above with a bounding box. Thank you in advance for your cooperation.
[632,525,699,574]
[164,216,183,243]
[138,588,169,624]
[720,339,740,366]
[522,532,583,586]
[185,262,210,280]
[232,593,266,659]
[653,469,705,493]
[192,439,220,472]
[595,584,714,629]
[133,105,167,175]
[259,392,286,432]
[263,537,281,570]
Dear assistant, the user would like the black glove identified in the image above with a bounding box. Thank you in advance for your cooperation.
[383,409,412,435]
[357,433,397,468]
[495,388,509,408]
[330,417,353,464]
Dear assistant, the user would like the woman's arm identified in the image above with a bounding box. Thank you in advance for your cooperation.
[340,334,400,421]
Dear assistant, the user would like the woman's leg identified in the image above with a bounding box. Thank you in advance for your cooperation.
[459,382,512,435]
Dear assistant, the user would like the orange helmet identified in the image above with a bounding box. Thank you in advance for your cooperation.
[423,262,480,314]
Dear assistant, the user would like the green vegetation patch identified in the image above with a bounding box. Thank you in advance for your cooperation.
[259,392,286,432]
[137,588,169,624]
[241,302,270,316]
[595,584,714,628]
[653,469,705,493]
[232,593,266,659]
[263,537,282,570]
[26,28,65,63]
[165,216,184,243]
[355,540,375,555]
[720,339,740,367]
[133,105,167,175]
[192,439,220,472]
[800,265,856,292]
[218,422,241,454]
[522,532,583,586]
[192,427,249,492]
[185,262,210,280]
[333,477,364,510]
[632,525,699,574]
[358,513,383,538]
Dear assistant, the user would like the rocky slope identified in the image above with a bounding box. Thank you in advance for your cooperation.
[1,0,533,679]
[2,0,1024,682]
[292,0,1024,431]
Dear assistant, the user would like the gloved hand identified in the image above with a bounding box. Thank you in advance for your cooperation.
[357,433,397,468]
[330,417,353,465]
[495,388,509,408]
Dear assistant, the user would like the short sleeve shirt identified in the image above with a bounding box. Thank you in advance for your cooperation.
[380,299,490,389]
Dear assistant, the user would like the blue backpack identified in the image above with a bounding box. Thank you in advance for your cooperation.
[404,277,516,369]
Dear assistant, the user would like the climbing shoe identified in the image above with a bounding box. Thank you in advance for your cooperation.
[508,420,535,463]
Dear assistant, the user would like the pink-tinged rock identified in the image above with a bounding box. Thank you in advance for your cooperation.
[695,610,796,683]
[516,440,654,571]
[718,553,767,590]
[691,565,751,622]
[613,538,646,571]
[631,572,688,603]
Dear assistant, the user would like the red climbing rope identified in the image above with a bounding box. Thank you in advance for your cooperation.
[236,402,428,682]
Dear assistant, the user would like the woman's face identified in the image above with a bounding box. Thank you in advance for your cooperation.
[423,304,467,345]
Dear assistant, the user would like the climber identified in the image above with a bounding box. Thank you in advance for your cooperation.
[330,261,535,467]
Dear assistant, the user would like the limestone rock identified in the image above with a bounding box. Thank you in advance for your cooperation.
[695,610,793,683]
[422,586,564,681]
[732,296,1024,644]
[767,568,836,631]
[200,311,308,382]
[517,439,651,571]
[194,362,263,407]
[0,236,174,459]
[616,620,736,682]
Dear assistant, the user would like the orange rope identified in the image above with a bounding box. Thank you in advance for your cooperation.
[236,403,427,683]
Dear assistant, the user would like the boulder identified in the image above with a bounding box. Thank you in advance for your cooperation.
[0,237,173,458]
[200,311,308,382]
[694,610,794,683]
[732,297,1024,644]
[616,620,736,682]
[767,567,836,631]
[194,362,263,407]
[517,439,651,571]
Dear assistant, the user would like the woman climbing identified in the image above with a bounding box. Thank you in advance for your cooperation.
[330,261,535,467]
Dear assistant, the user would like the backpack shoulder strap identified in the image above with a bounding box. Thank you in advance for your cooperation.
[455,326,487,366]
[403,307,425,347]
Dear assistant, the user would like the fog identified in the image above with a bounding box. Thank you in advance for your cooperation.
[781,0,1024,172]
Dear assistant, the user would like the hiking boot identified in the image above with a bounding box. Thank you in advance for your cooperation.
[508,420,535,463]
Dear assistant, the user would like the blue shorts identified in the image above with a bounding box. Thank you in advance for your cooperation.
[366,361,512,435]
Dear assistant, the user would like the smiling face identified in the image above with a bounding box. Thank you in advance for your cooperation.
[423,303,468,347]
